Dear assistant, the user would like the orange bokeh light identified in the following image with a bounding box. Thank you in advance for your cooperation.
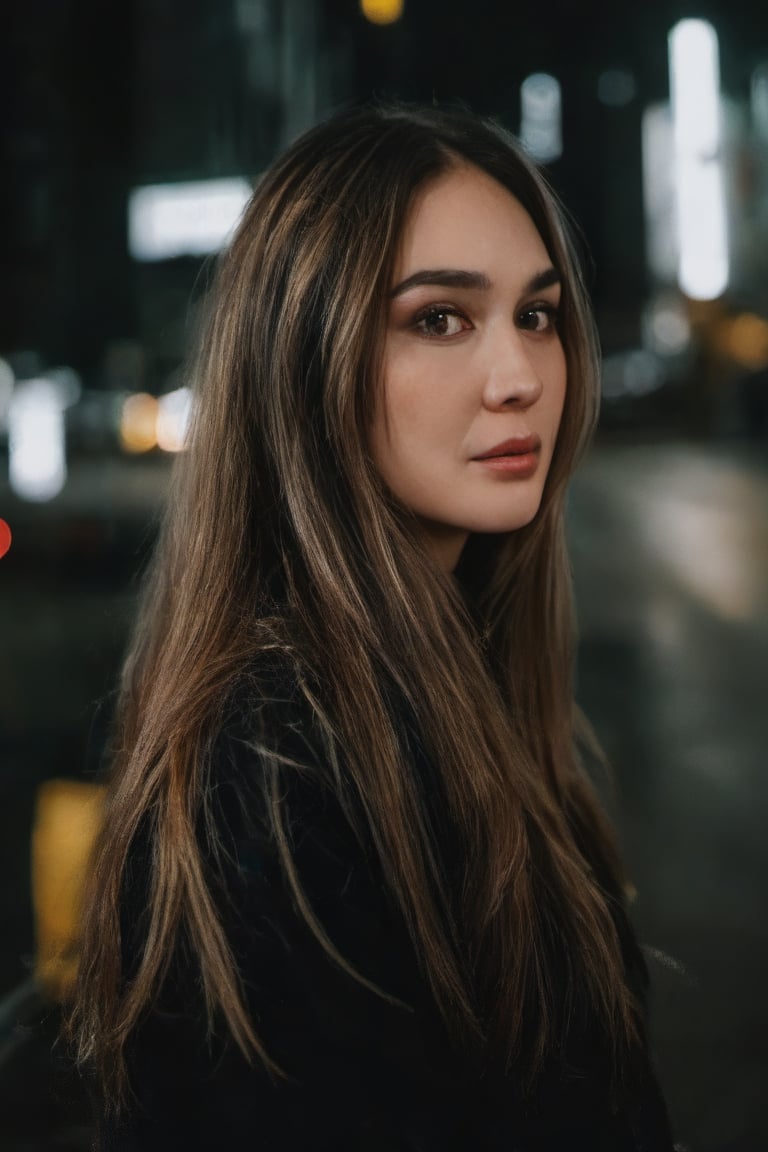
[360,0,404,25]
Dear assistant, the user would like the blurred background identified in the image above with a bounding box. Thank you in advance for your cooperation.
[1,1,767,1148]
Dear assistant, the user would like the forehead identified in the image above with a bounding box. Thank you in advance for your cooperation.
[393,163,550,280]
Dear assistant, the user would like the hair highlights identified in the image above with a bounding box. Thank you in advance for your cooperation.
[70,101,638,1104]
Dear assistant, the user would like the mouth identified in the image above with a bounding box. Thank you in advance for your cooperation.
[473,435,541,460]
[471,435,541,477]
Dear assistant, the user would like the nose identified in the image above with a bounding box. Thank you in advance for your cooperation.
[481,325,543,411]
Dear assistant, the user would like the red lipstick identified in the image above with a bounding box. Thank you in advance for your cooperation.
[472,434,541,477]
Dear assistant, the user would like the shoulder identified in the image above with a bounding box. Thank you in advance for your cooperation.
[203,655,388,954]
[212,651,347,795]
[207,653,359,856]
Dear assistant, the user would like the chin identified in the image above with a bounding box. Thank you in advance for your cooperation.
[473,500,544,535]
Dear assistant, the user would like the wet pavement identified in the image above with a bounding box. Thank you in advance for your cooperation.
[1,433,766,1149]
[569,435,768,1151]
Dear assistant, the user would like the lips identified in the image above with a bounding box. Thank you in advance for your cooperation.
[472,434,541,460]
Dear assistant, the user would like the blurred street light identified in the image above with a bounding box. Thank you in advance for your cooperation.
[120,393,159,454]
[128,178,253,262]
[520,73,562,163]
[8,377,69,502]
[156,386,193,453]
[360,0,404,25]
[669,19,729,300]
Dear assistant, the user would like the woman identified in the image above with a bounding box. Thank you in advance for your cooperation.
[71,101,675,1150]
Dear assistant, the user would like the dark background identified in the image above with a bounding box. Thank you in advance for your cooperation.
[1,2,767,1148]
[2,0,766,379]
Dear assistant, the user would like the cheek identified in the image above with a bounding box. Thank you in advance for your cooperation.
[374,361,432,458]
[370,369,415,481]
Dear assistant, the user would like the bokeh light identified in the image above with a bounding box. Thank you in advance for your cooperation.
[119,392,159,453]
[8,377,68,502]
[156,386,193,452]
[0,518,11,559]
[719,312,768,369]
[360,0,404,25]
[669,19,729,300]
[520,73,563,162]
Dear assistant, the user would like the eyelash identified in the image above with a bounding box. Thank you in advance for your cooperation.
[411,302,560,339]
[412,306,469,338]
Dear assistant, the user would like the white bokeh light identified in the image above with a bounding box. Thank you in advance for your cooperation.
[8,377,68,502]
[668,19,729,300]
[156,386,193,452]
[520,73,562,163]
[128,178,253,262]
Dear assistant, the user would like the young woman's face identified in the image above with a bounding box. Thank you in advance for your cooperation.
[370,163,567,572]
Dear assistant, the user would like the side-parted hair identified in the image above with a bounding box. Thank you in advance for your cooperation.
[71,99,639,1103]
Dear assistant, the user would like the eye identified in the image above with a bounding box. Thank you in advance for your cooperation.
[413,306,470,339]
[518,303,560,333]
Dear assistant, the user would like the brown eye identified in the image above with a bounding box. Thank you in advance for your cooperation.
[414,308,468,338]
[518,305,559,333]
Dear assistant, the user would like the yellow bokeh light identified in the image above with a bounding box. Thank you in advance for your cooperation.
[721,312,768,369]
[360,0,404,26]
[32,778,106,1001]
[120,391,158,453]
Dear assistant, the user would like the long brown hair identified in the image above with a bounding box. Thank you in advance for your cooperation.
[71,100,639,1103]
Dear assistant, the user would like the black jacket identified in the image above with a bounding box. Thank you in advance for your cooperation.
[99,672,676,1151]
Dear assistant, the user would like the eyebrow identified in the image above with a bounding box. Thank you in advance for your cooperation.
[389,265,561,298]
